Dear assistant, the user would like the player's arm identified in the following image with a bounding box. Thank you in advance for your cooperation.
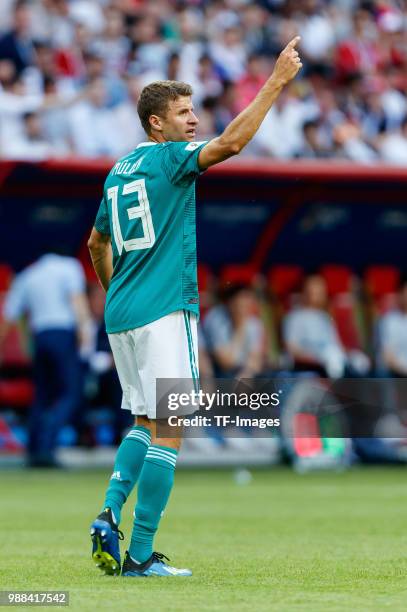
[198,36,302,170]
[87,228,113,292]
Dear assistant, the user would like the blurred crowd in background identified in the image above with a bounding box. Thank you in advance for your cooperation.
[1,0,407,162]
[1,253,407,465]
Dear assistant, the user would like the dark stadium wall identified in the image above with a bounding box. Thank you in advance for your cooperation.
[0,160,407,274]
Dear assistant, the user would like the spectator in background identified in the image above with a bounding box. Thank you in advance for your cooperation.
[0,58,16,89]
[295,119,334,158]
[0,65,88,158]
[235,53,268,113]
[27,39,60,95]
[176,7,206,87]
[40,75,71,155]
[187,54,223,107]
[1,0,407,163]
[79,50,127,107]
[251,86,317,158]
[311,86,345,151]
[361,84,389,142]
[377,280,407,376]
[283,275,369,378]
[3,110,54,160]
[113,75,145,155]
[0,0,15,33]
[30,0,76,49]
[166,51,180,82]
[0,0,34,75]
[240,3,272,56]
[203,284,266,378]
[298,0,336,66]
[209,24,247,82]
[378,115,407,165]
[332,120,378,163]
[0,71,45,154]
[196,96,217,140]
[67,77,120,157]
[53,20,91,85]
[212,80,238,135]
[93,6,130,76]
[0,251,91,467]
[128,14,168,79]
[335,8,380,81]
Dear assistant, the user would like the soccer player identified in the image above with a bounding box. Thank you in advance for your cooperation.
[88,37,302,578]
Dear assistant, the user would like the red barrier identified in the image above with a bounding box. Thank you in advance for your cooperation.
[26,158,407,182]
[0,158,406,275]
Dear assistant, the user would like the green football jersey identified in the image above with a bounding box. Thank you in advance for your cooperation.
[94,140,207,334]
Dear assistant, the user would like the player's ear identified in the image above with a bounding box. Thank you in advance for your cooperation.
[149,114,163,132]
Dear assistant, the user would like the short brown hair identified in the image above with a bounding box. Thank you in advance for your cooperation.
[137,80,193,134]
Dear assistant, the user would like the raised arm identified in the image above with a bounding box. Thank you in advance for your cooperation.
[198,36,302,169]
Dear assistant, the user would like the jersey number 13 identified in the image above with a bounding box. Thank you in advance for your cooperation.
[107,179,156,254]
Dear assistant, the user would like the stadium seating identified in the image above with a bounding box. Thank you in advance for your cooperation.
[320,265,365,351]
[0,380,33,409]
[0,284,33,410]
[364,265,400,312]
[363,266,400,345]
[266,265,304,356]
[0,256,405,414]
[0,295,31,369]
[267,265,304,302]
[0,263,13,292]
[219,263,258,288]
[320,265,353,297]
[330,293,364,351]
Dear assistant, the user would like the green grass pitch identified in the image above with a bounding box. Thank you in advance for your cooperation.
[1,466,407,611]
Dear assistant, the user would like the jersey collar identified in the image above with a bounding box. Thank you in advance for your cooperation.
[136,142,158,148]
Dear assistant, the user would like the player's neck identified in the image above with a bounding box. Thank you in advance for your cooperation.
[148,135,167,144]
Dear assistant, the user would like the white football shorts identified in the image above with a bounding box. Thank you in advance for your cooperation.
[108,309,199,419]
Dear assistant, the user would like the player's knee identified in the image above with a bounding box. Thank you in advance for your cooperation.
[136,415,153,432]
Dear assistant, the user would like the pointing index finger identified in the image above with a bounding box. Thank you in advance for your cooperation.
[284,36,301,52]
